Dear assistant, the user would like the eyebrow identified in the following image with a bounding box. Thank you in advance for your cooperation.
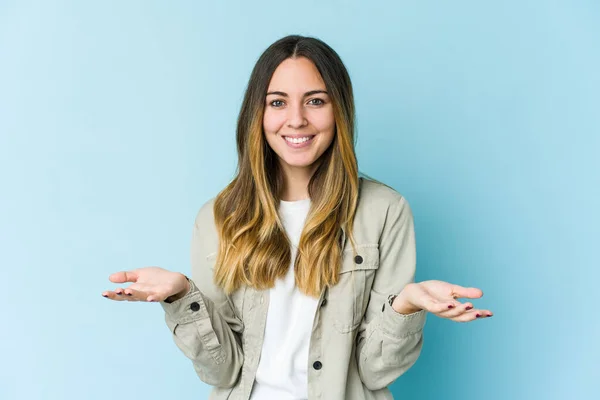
[266,90,328,97]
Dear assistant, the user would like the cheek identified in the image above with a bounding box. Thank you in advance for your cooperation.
[263,110,284,133]
[312,106,334,128]
[313,112,336,139]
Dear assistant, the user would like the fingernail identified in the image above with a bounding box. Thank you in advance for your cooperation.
[102,294,108,298]
[466,306,473,310]
[448,305,454,309]
[487,314,492,317]
[116,293,122,295]
[126,293,132,296]
[476,314,481,318]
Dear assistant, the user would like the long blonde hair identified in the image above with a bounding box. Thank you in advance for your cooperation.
[213,35,359,297]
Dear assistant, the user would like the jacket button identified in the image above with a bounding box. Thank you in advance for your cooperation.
[320,298,327,307]
[313,361,322,370]
[354,255,363,264]
[190,302,200,312]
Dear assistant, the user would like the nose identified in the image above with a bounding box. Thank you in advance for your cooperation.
[286,103,308,129]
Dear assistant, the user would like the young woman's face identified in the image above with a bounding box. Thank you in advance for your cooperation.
[263,57,335,174]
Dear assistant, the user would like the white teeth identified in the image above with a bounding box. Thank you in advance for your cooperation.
[284,136,312,144]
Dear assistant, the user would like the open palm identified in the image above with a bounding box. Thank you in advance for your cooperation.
[101,267,189,302]
[397,280,493,322]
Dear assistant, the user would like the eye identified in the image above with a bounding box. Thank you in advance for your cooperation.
[308,98,325,106]
[269,99,285,108]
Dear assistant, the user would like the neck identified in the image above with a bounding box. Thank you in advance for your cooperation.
[279,162,319,201]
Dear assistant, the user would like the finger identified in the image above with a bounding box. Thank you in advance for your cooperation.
[109,271,139,284]
[477,309,493,318]
[451,309,493,322]
[125,283,161,299]
[115,284,164,302]
[422,297,456,314]
[102,290,127,301]
[436,301,474,318]
[451,285,483,299]
[122,288,151,302]
[103,287,152,302]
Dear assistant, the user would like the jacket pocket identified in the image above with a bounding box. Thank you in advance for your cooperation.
[330,244,380,333]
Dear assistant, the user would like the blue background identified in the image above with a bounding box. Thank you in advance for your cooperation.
[1,1,598,399]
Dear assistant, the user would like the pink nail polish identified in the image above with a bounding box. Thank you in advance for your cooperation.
[448,305,454,309]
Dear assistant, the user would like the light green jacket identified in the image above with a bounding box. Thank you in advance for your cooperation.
[161,177,427,399]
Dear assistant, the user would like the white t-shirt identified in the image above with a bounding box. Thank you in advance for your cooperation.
[249,198,319,400]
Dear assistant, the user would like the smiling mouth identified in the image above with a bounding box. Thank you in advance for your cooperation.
[281,134,316,148]
[283,135,315,143]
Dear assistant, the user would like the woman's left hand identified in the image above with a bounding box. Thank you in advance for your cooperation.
[392,280,493,322]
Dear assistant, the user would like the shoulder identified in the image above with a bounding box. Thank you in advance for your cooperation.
[191,197,219,254]
[191,177,412,236]
[351,175,414,243]
[194,196,217,226]
[358,175,411,215]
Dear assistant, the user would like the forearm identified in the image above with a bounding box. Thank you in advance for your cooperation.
[356,298,426,390]
[161,279,244,388]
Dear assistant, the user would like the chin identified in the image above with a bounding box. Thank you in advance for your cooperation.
[281,157,318,170]
[284,161,315,169]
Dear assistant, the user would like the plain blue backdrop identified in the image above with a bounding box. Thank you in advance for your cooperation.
[1,1,598,399]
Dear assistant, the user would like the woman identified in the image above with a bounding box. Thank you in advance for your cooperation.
[102,35,492,399]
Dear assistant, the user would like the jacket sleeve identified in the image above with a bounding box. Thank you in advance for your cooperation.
[160,201,244,388]
[355,195,427,391]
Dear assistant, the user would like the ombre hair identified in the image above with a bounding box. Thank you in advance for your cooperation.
[213,35,359,297]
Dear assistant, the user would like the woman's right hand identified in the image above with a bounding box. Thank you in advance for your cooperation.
[102,267,190,303]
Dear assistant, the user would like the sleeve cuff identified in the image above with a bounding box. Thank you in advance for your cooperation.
[380,300,427,339]
[160,279,209,325]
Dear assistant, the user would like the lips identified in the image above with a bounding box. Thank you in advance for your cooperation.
[282,134,316,148]
[282,135,316,140]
